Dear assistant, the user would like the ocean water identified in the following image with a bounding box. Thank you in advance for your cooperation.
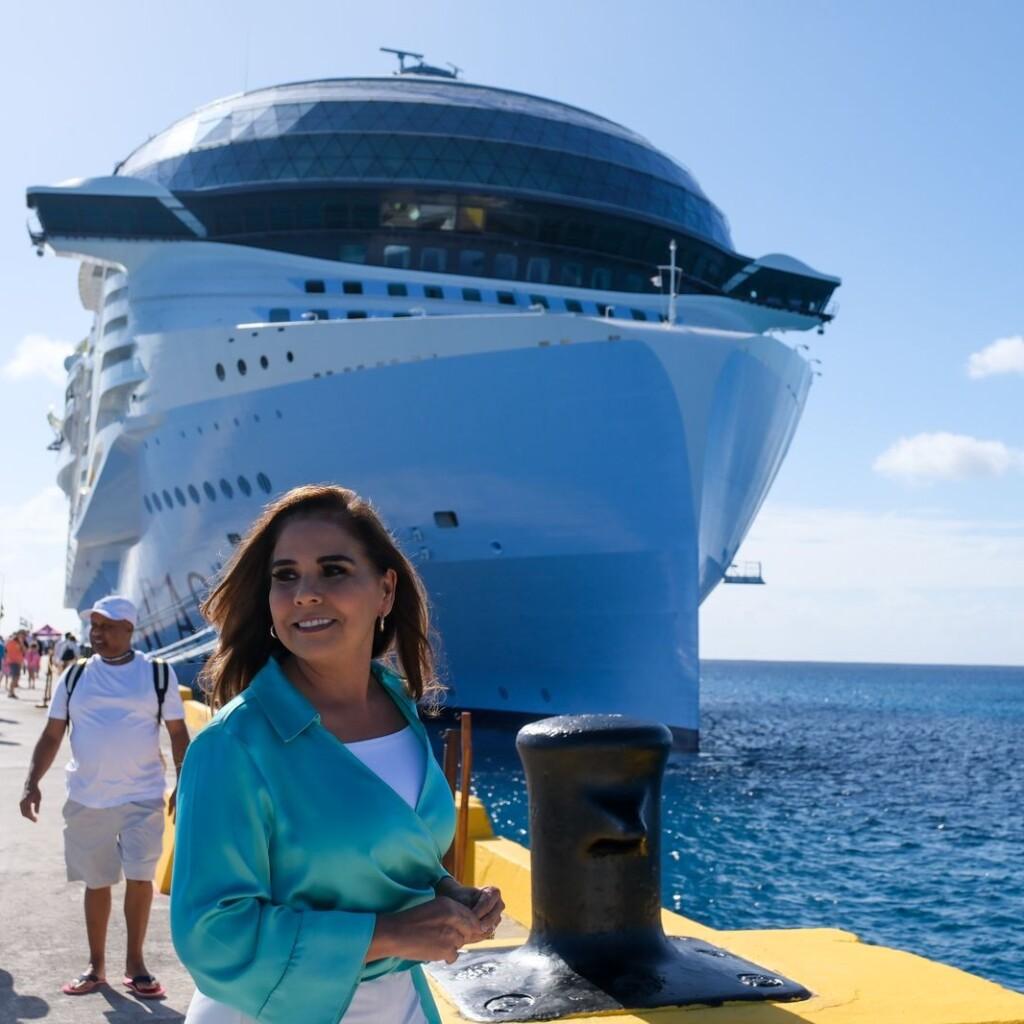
[465,660,1024,994]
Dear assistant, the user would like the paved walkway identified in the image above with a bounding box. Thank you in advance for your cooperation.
[0,685,193,1022]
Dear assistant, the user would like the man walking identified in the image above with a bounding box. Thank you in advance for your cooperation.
[19,596,190,1000]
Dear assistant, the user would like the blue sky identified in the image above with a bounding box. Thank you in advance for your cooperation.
[0,1,1021,663]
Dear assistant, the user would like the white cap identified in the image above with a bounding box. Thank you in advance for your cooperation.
[86,595,138,626]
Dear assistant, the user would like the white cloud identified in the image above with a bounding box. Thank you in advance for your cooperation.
[872,432,1023,483]
[702,503,1024,665]
[967,335,1024,378]
[2,333,73,387]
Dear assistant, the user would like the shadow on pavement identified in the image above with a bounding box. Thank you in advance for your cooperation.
[99,986,186,1021]
[0,968,48,1022]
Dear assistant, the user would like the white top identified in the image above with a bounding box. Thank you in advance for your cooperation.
[185,724,429,1024]
[48,652,184,808]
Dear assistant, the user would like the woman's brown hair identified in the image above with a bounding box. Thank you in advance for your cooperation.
[200,484,440,710]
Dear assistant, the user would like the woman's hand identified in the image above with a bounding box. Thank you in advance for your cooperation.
[434,876,505,936]
[367,896,490,964]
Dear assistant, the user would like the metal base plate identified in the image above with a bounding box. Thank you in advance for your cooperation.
[427,937,810,1021]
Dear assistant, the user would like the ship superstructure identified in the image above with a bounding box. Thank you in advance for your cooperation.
[27,66,838,747]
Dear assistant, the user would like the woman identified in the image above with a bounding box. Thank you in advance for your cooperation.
[25,641,41,686]
[172,485,502,1023]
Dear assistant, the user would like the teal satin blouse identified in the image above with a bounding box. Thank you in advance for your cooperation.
[170,658,455,1023]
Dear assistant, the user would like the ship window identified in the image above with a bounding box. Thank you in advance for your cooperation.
[143,495,152,513]
[260,355,269,369]
[393,311,412,317]
[103,315,128,336]
[384,245,411,269]
[104,286,128,307]
[347,310,367,319]
[529,294,549,309]
[219,478,234,499]
[151,492,162,510]
[434,511,459,528]
[227,532,242,545]
[187,484,200,504]
[560,263,583,287]
[459,250,485,276]
[526,258,550,284]
[497,291,516,306]
[215,363,225,381]
[339,243,366,264]
[237,359,247,375]
[565,299,583,313]
[101,345,133,370]
[304,280,325,294]
[342,281,363,295]
[286,351,294,362]
[269,308,289,322]
[494,253,518,280]
[462,288,482,302]
[174,487,186,507]
[308,309,328,320]
[591,268,612,290]
[203,482,217,501]
[237,475,252,496]
[631,309,647,321]
[424,285,444,300]
[421,248,446,273]
[387,282,408,297]
[625,273,645,292]
[256,472,272,493]
[162,489,173,508]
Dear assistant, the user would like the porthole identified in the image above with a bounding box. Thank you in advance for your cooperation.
[275,410,283,419]
[253,413,260,423]
[256,472,272,493]
[162,489,173,508]
[286,351,294,362]
[215,363,225,381]
[237,476,252,496]
[151,492,162,510]
[233,417,240,427]
[143,496,152,513]
[434,511,459,528]
[219,478,234,499]
[174,487,186,507]
[203,482,217,501]
[237,359,247,376]
[260,355,268,369]
[187,485,200,504]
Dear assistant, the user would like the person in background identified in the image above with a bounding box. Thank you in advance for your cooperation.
[6,631,25,698]
[19,596,191,1000]
[57,632,78,668]
[26,641,41,687]
[172,484,503,1024]
[39,645,57,708]
[0,634,6,689]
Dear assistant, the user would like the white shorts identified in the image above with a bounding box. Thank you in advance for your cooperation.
[62,798,165,888]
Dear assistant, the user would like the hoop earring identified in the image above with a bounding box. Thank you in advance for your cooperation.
[270,625,278,639]
[378,615,386,634]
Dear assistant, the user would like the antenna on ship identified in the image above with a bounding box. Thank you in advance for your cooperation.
[380,46,461,78]
[652,239,681,325]
[381,47,424,74]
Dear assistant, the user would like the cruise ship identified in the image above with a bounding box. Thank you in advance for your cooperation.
[27,57,839,747]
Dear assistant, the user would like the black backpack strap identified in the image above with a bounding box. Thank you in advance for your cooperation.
[64,659,89,725]
[151,659,170,724]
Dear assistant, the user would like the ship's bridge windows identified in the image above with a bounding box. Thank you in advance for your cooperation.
[387,282,408,297]
[565,299,583,313]
[104,286,128,307]
[591,268,612,290]
[203,482,217,501]
[526,258,551,284]
[256,472,272,494]
[101,345,133,371]
[560,263,584,287]
[384,245,412,269]
[103,315,128,336]
[219,479,234,499]
[237,476,252,497]
[339,243,367,264]
[174,487,187,507]
[269,308,290,323]
[342,281,363,295]
[459,250,486,276]
[424,285,444,300]
[162,489,173,508]
[462,288,482,303]
[187,485,200,504]
[494,254,518,280]
[421,248,447,273]
[304,280,325,294]
[497,291,517,306]
[151,492,163,510]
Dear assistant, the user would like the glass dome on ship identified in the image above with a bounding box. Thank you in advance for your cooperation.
[36,69,834,314]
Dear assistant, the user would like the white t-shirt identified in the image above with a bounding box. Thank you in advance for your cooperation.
[185,726,429,1024]
[48,652,185,809]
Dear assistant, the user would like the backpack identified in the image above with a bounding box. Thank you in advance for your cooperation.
[64,657,171,725]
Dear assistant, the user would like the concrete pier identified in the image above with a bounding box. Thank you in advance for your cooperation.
[0,688,193,1022]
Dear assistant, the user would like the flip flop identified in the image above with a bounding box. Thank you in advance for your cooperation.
[123,974,167,999]
[62,972,106,995]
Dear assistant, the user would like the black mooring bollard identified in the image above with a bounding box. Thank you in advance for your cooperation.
[427,714,810,1021]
